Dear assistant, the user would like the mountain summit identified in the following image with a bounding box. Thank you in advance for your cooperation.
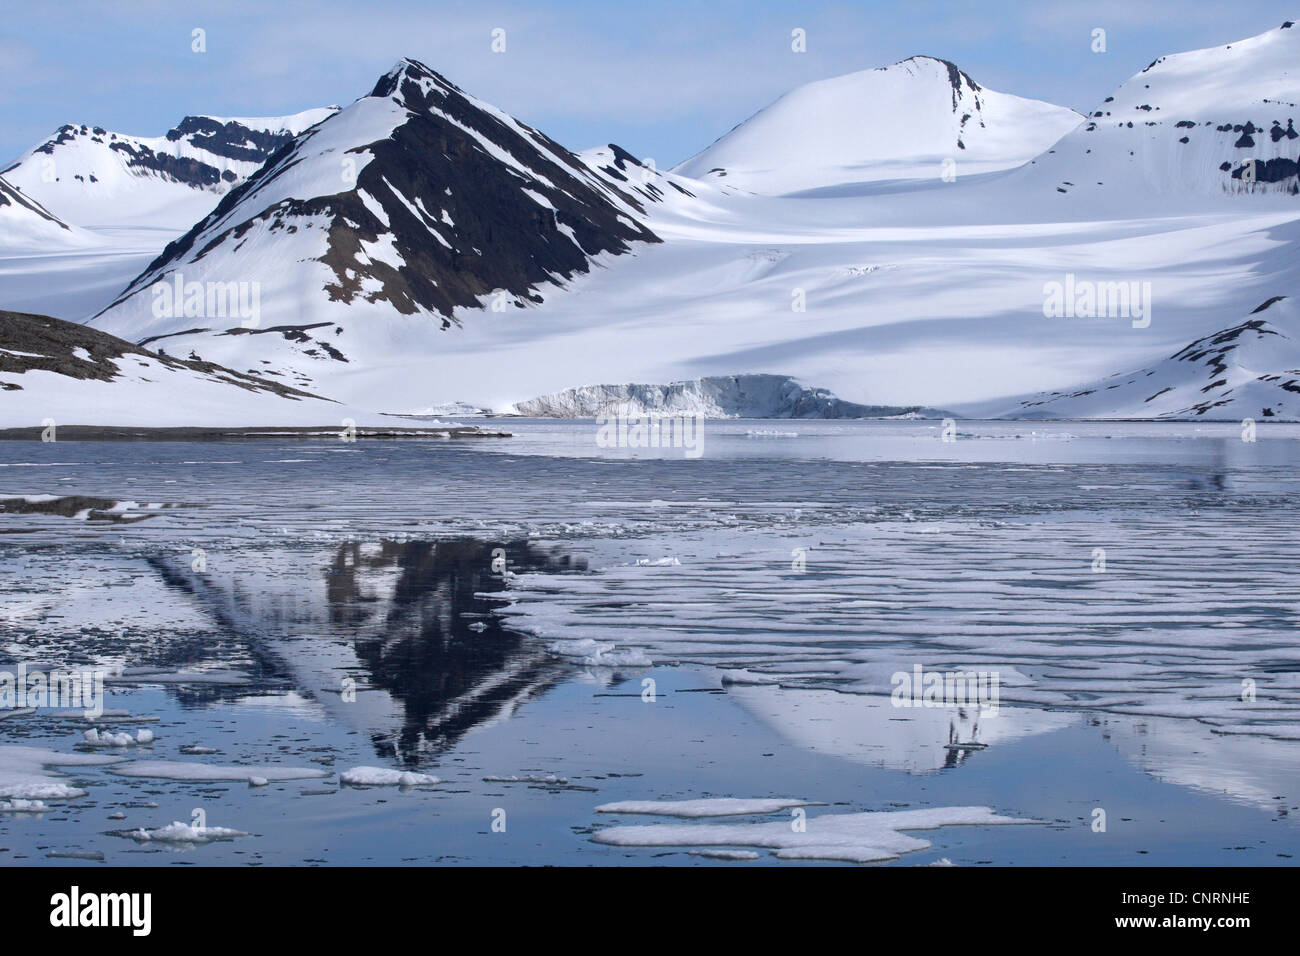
[673,55,1083,194]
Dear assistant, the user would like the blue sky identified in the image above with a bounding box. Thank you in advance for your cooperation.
[0,0,1295,168]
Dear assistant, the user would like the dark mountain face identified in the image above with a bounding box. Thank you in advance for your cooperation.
[107,134,233,187]
[110,59,662,329]
[0,308,322,400]
[898,55,983,110]
[164,115,322,166]
[317,63,662,321]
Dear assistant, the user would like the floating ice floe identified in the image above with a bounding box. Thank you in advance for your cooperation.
[108,760,329,783]
[688,849,760,860]
[123,821,248,844]
[546,638,651,667]
[596,798,820,818]
[46,849,105,860]
[719,669,784,686]
[82,728,154,747]
[592,805,1043,863]
[635,557,681,567]
[0,798,49,813]
[483,774,568,785]
[339,766,440,787]
[0,745,123,800]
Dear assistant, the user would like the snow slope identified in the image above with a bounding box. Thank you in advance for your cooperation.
[1014,19,1300,206]
[2,109,337,229]
[1004,295,1300,420]
[674,56,1084,195]
[0,176,90,250]
[0,309,355,428]
[0,224,172,322]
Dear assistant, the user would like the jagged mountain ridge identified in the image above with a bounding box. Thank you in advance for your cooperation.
[2,108,338,227]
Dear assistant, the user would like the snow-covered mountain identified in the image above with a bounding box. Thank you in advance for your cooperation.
[1016,20,1300,202]
[2,109,338,228]
[0,176,88,249]
[1007,296,1300,420]
[90,58,673,392]
[4,23,1299,423]
[673,56,1084,194]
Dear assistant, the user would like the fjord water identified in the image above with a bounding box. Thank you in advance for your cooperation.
[1,420,1297,865]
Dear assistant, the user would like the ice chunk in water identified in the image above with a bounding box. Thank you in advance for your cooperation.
[339,766,440,787]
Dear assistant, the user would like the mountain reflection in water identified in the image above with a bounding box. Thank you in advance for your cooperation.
[154,539,587,764]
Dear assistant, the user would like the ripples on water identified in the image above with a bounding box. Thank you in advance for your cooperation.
[1,420,1299,858]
